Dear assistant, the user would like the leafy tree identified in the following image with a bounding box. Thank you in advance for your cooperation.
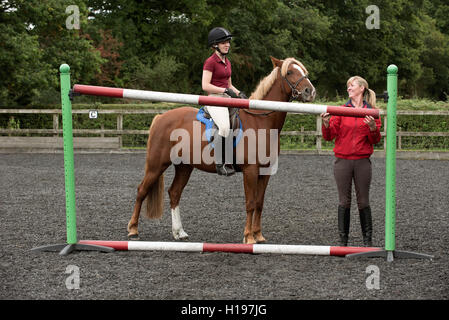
[0,0,103,106]
[415,14,449,99]
[1,0,449,105]
[0,22,47,106]
[83,29,124,86]
[225,0,332,95]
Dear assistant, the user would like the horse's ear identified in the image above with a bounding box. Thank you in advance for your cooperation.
[270,56,283,69]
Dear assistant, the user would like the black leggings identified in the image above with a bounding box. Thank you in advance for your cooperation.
[333,157,372,210]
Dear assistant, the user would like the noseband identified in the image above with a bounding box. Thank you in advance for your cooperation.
[281,71,309,102]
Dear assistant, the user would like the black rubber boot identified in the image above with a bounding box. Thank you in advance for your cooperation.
[338,205,350,246]
[215,135,235,176]
[359,206,373,247]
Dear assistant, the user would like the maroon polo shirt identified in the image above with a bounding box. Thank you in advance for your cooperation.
[203,53,232,88]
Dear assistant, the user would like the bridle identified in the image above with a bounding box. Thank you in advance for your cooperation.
[243,65,310,116]
[281,68,309,102]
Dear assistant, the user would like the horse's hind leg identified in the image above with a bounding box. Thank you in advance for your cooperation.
[127,165,166,239]
[168,164,193,240]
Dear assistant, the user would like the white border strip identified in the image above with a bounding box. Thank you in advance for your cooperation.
[123,89,200,105]
[253,244,331,255]
[250,100,328,114]
[128,241,203,252]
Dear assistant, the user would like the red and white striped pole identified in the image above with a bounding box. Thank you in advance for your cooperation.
[79,240,381,257]
[72,84,379,118]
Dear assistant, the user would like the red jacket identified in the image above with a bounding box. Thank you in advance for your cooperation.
[322,100,382,159]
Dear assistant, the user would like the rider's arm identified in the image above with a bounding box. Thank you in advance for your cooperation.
[202,70,226,94]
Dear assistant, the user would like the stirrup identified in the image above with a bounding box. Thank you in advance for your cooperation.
[216,164,236,176]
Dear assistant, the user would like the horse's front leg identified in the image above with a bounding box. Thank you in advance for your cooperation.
[242,165,258,244]
[252,174,271,243]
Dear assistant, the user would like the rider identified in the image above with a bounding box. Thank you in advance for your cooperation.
[202,27,247,176]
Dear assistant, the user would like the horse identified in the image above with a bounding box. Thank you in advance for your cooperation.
[127,56,316,244]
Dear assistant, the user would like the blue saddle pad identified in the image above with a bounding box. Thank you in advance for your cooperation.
[196,107,243,149]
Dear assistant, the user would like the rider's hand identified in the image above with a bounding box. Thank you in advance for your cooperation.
[238,92,248,99]
[224,88,239,98]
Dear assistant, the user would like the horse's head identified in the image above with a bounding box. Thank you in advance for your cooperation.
[271,57,316,102]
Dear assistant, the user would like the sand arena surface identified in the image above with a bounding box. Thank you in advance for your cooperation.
[0,153,447,299]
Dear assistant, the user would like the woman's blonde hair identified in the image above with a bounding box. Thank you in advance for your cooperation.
[347,76,376,109]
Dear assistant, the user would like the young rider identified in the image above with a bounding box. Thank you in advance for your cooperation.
[202,27,247,176]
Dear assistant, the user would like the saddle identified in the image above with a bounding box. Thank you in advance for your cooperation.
[196,107,243,149]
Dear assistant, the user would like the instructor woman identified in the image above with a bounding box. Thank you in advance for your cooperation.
[321,76,382,247]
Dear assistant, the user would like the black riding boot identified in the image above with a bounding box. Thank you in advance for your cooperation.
[338,205,350,246]
[359,206,373,247]
[215,135,235,176]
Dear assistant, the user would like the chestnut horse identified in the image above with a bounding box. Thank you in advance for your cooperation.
[127,56,316,244]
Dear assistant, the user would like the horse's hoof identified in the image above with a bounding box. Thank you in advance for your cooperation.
[243,237,257,245]
[255,234,266,244]
[174,234,189,241]
[173,230,189,241]
[128,233,140,241]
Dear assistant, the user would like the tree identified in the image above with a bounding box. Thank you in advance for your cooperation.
[415,14,449,99]
[2,0,448,105]
[0,0,103,106]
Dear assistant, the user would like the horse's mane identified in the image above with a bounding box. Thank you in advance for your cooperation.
[250,58,308,100]
[249,68,279,100]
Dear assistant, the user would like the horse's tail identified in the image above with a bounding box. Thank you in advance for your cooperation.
[145,173,164,219]
[144,114,165,219]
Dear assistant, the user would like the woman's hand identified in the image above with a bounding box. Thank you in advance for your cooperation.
[364,115,377,131]
[320,112,331,128]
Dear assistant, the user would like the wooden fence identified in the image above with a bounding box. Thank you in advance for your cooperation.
[1,109,449,157]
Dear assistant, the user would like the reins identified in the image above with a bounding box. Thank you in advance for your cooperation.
[243,109,276,116]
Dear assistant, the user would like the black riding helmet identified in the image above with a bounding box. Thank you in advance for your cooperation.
[208,27,232,48]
